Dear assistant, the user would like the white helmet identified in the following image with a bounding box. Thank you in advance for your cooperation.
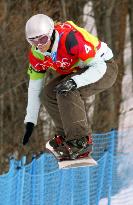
[25,14,54,40]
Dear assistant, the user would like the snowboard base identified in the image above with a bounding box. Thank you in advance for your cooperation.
[58,155,97,169]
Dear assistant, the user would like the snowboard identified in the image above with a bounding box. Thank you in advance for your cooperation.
[58,155,97,169]
[46,141,97,169]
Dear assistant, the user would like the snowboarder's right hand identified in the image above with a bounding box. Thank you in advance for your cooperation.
[22,122,34,145]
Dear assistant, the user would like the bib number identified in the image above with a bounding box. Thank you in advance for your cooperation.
[84,45,92,54]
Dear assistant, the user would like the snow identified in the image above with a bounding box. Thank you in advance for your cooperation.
[99,185,133,205]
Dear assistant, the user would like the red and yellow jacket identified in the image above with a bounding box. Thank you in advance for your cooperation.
[28,21,101,79]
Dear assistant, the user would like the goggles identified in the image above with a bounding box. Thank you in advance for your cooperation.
[28,34,50,46]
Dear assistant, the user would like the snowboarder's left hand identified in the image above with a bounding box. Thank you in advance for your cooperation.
[55,79,77,95]
[22,122,34,145]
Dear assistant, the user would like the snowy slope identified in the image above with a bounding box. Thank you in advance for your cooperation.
[99,184,133,205]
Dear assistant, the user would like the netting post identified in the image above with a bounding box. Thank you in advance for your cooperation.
[87,168,90,205]
[6,158,16,205]
[107,130,116,205]
[19,156,26,205]
[70,169,74,205]
[31,157,37,205]
[40,154,45,205]
[96,152,108,205]
[15,156,26,205]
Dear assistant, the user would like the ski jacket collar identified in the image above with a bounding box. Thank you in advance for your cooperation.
[51,30,60,53]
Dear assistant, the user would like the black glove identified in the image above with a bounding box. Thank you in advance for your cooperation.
[22,122,34,145]
[55,79,77,95]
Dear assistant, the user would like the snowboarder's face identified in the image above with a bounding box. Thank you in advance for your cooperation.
[37,40,51,53]
[28,34,51,52]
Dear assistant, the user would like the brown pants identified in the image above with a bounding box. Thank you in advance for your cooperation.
[43,60,118,140]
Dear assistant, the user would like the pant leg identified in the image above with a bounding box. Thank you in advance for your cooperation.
[56,89,90,139]
[56,60,118,140]
[79,60,118,99]
[43,75,66,136]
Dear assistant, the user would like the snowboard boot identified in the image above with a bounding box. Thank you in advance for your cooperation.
[46,134,93,161]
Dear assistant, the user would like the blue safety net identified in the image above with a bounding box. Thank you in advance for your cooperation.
[0,129,133,205]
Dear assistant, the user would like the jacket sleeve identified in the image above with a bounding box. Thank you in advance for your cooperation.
[24,78,45,125]
[71,56,107,88]
[71,41,113,88]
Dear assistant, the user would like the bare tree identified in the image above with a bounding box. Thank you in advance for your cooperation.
[128,0,133,87]
[92,0,128,132]
[60,0,88,24]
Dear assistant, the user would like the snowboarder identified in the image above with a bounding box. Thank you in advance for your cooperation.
[23,14,118,167]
